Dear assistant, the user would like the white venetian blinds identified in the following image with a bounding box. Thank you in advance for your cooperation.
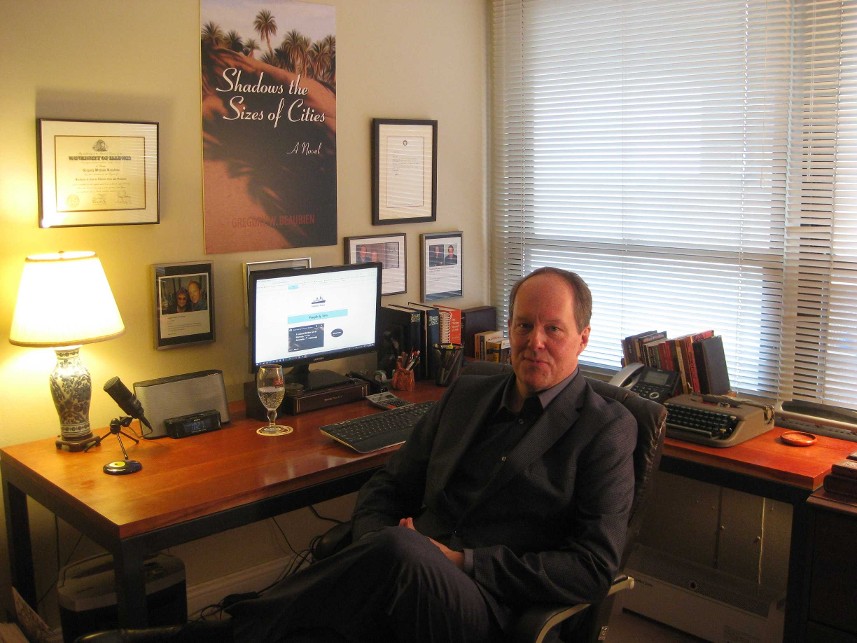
[490,0,857,406]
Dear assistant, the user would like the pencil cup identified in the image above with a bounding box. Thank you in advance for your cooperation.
[433,343,464,387]
[392,367,415,392]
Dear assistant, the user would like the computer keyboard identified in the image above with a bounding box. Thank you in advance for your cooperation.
[319,400,435,453]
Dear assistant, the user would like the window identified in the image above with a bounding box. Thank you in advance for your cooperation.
[490,0,857,406]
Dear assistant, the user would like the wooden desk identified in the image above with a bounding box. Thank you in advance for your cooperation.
[3,387,855,635]
[660,427,857,643]
[1,382,441,627]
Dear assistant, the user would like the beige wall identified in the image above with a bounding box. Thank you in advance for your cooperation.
[0,0,487,622]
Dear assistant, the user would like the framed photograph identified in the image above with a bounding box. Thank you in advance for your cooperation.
[37,119,159,228]
[345,234,406,295]
[372,118,437,225]
[242,257,311,326]
[421,232,463,301]
[154,262,214,349]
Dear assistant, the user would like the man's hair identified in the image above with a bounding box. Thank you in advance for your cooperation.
[509,267,592,332]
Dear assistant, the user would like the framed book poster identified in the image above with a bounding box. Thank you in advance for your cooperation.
[421,231,462,301]
[154,262,214,349]
[37,119,159,228]
[372,119,437,225]
[345,233,406,295]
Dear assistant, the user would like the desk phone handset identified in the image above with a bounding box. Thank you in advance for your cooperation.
[664,394,774,447]
[609,363,681,404]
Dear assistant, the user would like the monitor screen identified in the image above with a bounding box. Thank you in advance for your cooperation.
[248,262,382,390]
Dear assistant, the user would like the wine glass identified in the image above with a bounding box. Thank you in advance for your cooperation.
[256,364,293,436]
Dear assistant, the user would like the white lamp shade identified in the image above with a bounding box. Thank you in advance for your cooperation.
[9,251,125,347]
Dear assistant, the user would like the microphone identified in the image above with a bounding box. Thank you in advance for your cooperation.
[103,377,153,431]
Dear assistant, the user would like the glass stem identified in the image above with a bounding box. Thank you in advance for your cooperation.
[267,409,276,426]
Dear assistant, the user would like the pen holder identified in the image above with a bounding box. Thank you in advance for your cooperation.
[391,367,415,392]
[433,343,464,387]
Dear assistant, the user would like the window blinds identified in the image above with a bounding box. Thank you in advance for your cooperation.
[490,0,857,406]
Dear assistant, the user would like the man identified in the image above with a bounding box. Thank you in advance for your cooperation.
[226,267,637,643]
[187,280,207,311]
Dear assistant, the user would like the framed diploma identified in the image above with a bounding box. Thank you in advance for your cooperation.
[421,231,463,301]
[154,262,214,349]
[372,119,437,225]
[37,119,159,227]
[345,233,407,295]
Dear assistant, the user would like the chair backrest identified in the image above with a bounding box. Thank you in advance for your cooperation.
[585,378,667,566]
[460,362,668,565]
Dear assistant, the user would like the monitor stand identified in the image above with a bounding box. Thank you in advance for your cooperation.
[286,365,352,392]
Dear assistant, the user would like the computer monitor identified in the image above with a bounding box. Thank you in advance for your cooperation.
[248,262,382,391]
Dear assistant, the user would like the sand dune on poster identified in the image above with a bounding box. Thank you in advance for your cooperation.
[201,47,337,253]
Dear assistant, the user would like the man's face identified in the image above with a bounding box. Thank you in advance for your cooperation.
[188,283,201,303]
[509,273,590,397]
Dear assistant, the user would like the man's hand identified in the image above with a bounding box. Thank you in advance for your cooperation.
[399,517,464,569]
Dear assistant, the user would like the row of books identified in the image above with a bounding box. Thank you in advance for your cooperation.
[823,453,857,499]
[621,329,731,395]
[378,304,497,380]
[472,330,511,364]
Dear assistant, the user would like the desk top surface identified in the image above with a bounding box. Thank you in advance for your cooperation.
[664,426,857,490]
[4,382,856,540]
[0,383,442,540]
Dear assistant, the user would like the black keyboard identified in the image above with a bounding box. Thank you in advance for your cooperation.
[320,401,435,453]
[665,402,739,442]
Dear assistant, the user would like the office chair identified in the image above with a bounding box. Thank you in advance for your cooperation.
[313,365,668,643]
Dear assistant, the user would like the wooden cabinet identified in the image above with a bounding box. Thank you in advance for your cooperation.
[805,490,857,642]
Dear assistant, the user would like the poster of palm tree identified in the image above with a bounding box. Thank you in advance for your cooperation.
[200,1,337,254]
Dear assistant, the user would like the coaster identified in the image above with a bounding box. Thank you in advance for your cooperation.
[256,425,294,436]
[781,430,817,447]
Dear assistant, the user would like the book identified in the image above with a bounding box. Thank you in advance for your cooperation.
[377,305,422,378]
[622,330,663,365]
[485,337,511,364]
[823,472,857,499]
[474,330,504,360]
[388,304,429,379]
[694,335,730,394]
[832,458,857,480]
[462,305,497,357]
[408,302,441,379]
[434,305,463,345]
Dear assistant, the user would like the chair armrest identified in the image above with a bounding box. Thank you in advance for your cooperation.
[508,575,635,643]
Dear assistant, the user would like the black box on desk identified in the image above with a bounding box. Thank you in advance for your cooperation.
[57,553,186,643]
[243,379,368,417]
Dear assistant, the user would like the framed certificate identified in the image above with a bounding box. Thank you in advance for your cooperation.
[37,119,159,227]
[372,119,437,225]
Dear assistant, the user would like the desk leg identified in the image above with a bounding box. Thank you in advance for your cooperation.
[2,478,36,609]
[114,544,149,627]
[784,499,810,643]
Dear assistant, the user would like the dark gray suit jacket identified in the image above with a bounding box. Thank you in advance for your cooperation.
[351,370,637,623]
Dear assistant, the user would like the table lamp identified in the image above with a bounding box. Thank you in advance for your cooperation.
[9,251,125,450]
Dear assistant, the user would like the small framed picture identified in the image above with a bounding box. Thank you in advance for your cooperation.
[242,257,311,326]
[154,262,214,349]
[372,119,437,225]
[345,233,406,295]
[37,118,159,228]
[421,232,463,301]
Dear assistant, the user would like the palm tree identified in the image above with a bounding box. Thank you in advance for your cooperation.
[253,9,277,58]
[201,21,225,49]
[243,38,260,58]
[225,30,244,53]
[281,29,311,76]
[309,35,335,85]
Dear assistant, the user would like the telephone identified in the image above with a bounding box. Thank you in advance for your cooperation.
[609,363,681,404]
[664,393,774,447]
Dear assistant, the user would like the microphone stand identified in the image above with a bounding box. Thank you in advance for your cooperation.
[86,416,143,474]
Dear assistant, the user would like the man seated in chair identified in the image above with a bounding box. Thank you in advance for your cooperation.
[211,267,638,643]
